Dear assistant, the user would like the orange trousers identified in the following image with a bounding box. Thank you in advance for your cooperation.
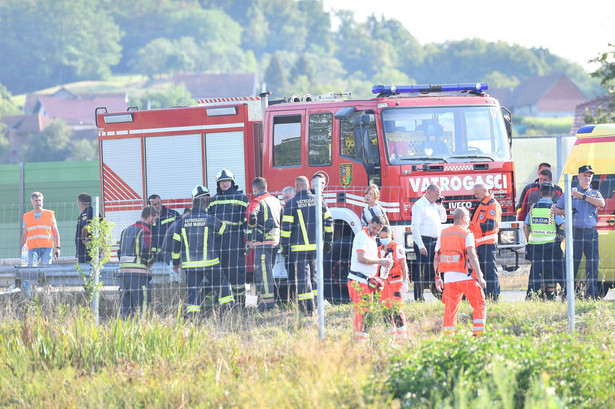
[380,278,406,332]
[442,279,486,335]
[348,281,372,336]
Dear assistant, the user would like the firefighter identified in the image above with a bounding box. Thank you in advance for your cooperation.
[347,215,392,340]
[148,194,180,263]
[75,192,94,264]
[117,205,158,318]
[172,185,234,317]
[246,177,283,312]
[470,183,502,301]
[280,176,333,315]
[435,208,487,336]
[208,169,249,307]
[377,225,409,339]
[523,182,565,300]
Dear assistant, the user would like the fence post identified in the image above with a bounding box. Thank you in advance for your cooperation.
[315,182,325,340]
[19,162,24,242]
[93,196,101,324]
[564,174,575,333]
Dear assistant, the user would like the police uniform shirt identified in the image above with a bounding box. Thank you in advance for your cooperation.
[556,186,602,228]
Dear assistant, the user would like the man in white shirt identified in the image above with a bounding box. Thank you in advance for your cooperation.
[347,215,393,340]
[411,184,447,301]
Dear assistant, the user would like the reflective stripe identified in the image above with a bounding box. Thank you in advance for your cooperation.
[443,326,456,331]
[220,220,243,226]
[160,217,175,225]
[27,235,54,241]
[475,233,498,244]
[218,222,227,235]
[202,226,209,262]
[173,233,181,241]
[186,305,201,313]
[261,254,274,298]
[181,228,191,262]
[312,289,318,296]
[297,209,310,245]
[473,319,486,324]
[473,326,485,331]
[282,215,294,223]
[209,199,248,207]
[182,259,220,268]
[324,225,333,233]
[27,225,51,231]
[172,252,180,260]
[219,295,234,305]
[298,291,313,300]
[280,230,291,238]
[323,211,331,219]
[291,244,317,251]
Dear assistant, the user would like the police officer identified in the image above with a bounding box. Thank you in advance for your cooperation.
[523,183,565,300]
[172,185,234,316]
[246,177,283,311]
[470,183,502,300]
[148,194,180,262]
[75,193,94,264]
[554,165,605,299]
[280,176,333,315]
[117,205,158,318]
[208,169,250,307]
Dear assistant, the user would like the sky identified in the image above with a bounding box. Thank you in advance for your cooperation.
[323,0,614,72]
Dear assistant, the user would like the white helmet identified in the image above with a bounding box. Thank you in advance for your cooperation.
[216,169,235,183]
[192,185,210,198]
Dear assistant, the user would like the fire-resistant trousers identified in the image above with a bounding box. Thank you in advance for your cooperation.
[119,273,151,318]
[184,266,234,315]
[253,246,277,310]
[442,279,486,335]
[289,254,316,315]
[476,243,500,300]
[220,229,246,302]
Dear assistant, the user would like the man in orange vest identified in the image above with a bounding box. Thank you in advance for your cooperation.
[21,191,61,266]
[435,208,487,336]
[470,183,501,300]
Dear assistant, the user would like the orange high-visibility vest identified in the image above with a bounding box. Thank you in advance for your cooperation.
[470,193,501,246]
[24,210,55,249]
[438,224,470,274]
[378,241,403,279]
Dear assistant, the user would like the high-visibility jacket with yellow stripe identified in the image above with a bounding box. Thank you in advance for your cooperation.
[171,208,227,270]
[207,187,249,235]
[280,189,333,256]
[24,210,55,249]
[470,193,501,247]
[247,191,283,247]
[151,205,180,257]
[118,221,153,274]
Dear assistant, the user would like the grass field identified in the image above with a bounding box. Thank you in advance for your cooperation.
[0,289,613,409]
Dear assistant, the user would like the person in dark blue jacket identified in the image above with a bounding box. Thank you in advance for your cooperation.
[75,193,94,264]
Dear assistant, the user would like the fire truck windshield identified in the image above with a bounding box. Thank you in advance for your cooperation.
[381,106,510,164]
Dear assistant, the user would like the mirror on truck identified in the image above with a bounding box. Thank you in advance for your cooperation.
[501,106,513,148]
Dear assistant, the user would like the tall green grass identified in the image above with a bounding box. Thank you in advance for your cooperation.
[0,300,613,408]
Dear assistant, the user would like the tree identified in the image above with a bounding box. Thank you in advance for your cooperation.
[584,43,615,124]
[25,119,72,162]
[130,84,194,110]
[264,53,289,98]
[0,0,122,94]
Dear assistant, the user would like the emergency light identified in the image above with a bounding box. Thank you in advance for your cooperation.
[372,83,488,95]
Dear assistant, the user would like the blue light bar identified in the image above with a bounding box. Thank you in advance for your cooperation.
[372,83,488,95]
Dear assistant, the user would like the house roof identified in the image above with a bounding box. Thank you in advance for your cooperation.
[1,114,51,134]
[24,88,128,127]
[173,73,259,98]
[511,73,564,107]
[570,94,613,134]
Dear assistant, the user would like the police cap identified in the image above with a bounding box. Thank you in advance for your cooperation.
[578,165,594,174]
[540,182,555,194]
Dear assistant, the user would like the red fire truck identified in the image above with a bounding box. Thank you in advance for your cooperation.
[96,83,523,300]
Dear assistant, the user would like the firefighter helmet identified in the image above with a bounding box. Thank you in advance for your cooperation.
[216,169,235,183]
[192,185,210,199]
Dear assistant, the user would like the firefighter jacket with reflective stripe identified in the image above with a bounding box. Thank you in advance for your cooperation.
[171,208,227,269]
[470,193,501,246]
[24,210,55,249]
[438,224,473,276]
[117,221,153,274]
[527,202,558,245]
[246,191,283,247]
[280,189,333,255]
[151,205,180,255]
[208,187,249,234]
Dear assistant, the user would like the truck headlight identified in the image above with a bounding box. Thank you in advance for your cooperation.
[499,230,516,245]
[405,232,414,249]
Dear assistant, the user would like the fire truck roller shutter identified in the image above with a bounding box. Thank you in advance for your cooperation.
[101,137,144,244]
[145,134,203,204]
[205,131,246,192]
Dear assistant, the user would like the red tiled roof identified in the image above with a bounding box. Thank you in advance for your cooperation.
[1,114,50,133]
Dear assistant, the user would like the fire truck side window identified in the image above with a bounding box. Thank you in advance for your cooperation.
[308,113,333,166]
[340,117,356,159]
[273,115,302,167]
